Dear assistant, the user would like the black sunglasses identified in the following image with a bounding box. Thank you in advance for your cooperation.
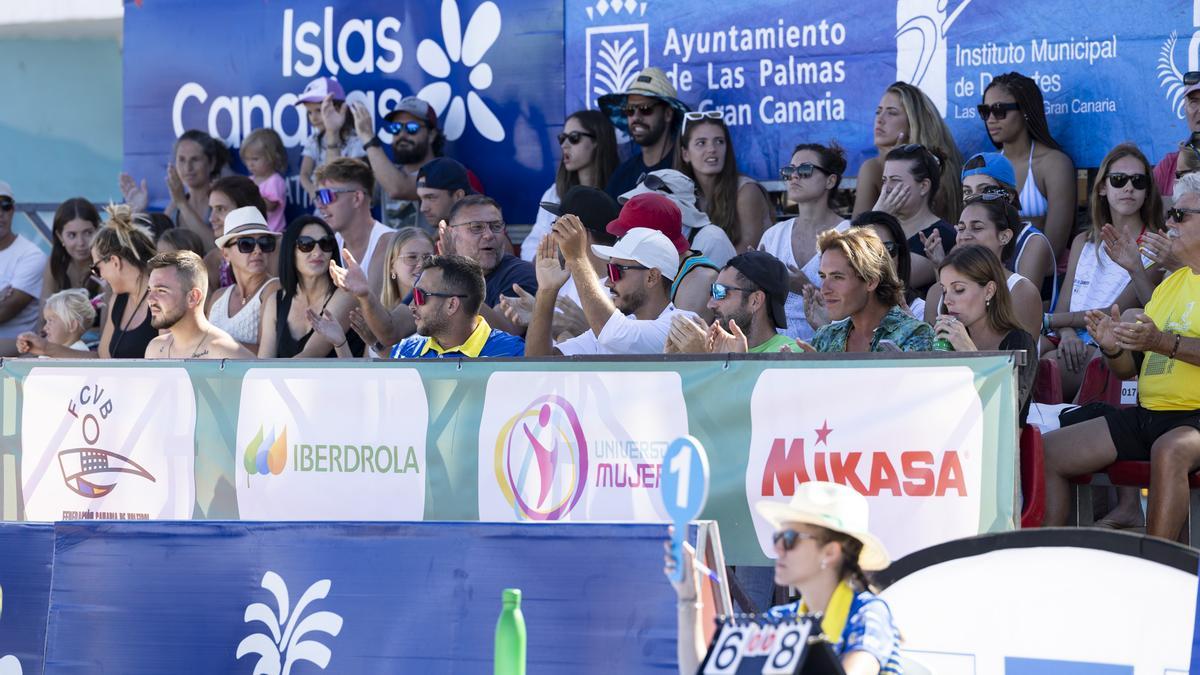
[622,102,662,117]
[977,102,1020,121]
[1167,207,1200,223]
[557,131,595,145]
[780,163,830,180]
[1106,173,1148,191]
[772,529,820,551]
[412,286,466,306]
[965,192,1011,204]
[90,255,109,277]
[385,120,424,135]
[882,240,900,256]
[607,262,649,282]
[295,235,336,254]
[636,173,673,194]
[229,235,277,254]
[0,197,12,212]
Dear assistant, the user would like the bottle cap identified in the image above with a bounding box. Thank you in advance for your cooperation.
[503,588,522,603]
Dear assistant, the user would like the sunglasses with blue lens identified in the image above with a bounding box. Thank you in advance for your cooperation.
[385,121,424,135]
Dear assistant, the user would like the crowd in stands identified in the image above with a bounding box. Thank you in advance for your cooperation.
[2,66,1199,543]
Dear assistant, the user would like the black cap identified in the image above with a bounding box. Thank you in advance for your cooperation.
[727,250,789,329]
[417,158,474,193]
[540,186,620,239]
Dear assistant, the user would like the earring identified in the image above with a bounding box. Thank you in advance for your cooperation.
[819,560,827,571]
[390,272,397,280]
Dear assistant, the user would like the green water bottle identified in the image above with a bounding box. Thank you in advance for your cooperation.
[933,337,955,352]
[494,588,526,675]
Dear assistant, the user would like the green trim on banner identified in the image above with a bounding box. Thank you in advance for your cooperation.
[0,353,1018,565]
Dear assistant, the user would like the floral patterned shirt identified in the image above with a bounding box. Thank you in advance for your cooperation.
[809,305,934,353]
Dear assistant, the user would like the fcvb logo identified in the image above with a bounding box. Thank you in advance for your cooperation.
[1157,7,1200,119]
[243,425,289,476]
[583,0,650,106]
[494,395,588,520]
[59,385,156,498]
[895,0,973,116]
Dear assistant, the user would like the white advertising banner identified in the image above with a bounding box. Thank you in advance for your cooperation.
[234,368,427,520]
[746,367,986,561]
[21,367,196,521]
[478,371,688,522]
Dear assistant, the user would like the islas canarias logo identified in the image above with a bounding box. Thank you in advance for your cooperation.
[236,571,343,675]
[494,395,588,520]
[244,425,289,476]
[59,385,156,498]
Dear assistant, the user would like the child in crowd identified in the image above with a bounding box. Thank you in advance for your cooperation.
[297,77,365,206]
[41,289,95,353]
[240,128,289,233]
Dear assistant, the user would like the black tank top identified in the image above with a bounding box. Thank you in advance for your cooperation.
[108,292,157,358]
[274,289,364,358]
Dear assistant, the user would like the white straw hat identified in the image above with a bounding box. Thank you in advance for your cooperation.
[755,481,891,571]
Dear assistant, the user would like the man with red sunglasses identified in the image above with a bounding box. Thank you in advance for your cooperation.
[0,180,47,355]
[525,217,697,356]
[388,254,524,359]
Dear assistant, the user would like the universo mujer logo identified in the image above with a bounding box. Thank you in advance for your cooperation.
[494,395,589,521]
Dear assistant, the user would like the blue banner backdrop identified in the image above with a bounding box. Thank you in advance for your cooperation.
[42,521,677,674]
[565,0,1197,175]
[123,0,565,223]
[0,524,53,675]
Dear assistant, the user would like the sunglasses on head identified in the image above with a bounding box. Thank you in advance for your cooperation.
[636,173,673,194]
[1167,207,1200,223]
[316,187,360,205]
[1185,71,1200,86]
[607,262,649,282]
[622,102,661,117]
[295,235,336,254]
[384,120,424,136]
[411,286,466,306]
[0,197,12,212]
[710,282,757,301]
[977,102,1020,121]
[229,235,277,254]
[780,162,830,181]
[1106,173,1148,191]
[682,110,723,134]
[557,130,596,145]
[772,529,820,551]
[965,191,1011,204]
[881,240,900,256]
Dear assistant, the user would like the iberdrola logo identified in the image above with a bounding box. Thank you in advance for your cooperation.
[244,425,289,476]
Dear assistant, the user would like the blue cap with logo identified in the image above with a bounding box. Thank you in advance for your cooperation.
[961,152,1017,189]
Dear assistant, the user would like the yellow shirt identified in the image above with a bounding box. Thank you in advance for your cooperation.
[1140,268,1200,410]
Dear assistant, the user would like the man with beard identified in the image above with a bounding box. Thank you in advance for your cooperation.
[351,96,482,228]
[0,181,47,355]
[143,251,252,359]
[598,67,691,199]
[524,218,697,356]
[664,250,797,354]
[389,254,524,359]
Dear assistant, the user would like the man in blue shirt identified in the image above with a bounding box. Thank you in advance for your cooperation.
[439,194,537,309]
[391,254,524,358]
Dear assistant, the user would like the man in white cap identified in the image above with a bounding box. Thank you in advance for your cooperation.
[619,169,736,267]
[0,181,47,355]
[598,66,691,199]
[143,250,253,359]
[525,216,697,356]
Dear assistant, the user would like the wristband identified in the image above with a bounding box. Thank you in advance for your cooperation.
[1099,345,1123,359]
[334,338,348,349]
[1042,312,1051,334]
[1170,333,1181,360]
[364,136,383,150]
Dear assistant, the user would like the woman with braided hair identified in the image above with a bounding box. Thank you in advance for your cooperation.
[667,481,903,674]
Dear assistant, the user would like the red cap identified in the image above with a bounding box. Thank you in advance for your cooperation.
[606,193,688,254]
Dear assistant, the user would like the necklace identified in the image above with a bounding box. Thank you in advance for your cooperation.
[168,328,212,358]
[109,280,148,357]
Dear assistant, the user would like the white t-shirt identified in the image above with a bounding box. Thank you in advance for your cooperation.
[523,184,559,262]
[686,223,736,267]
[0,236,46,338]
[555,303,696,355]
[757,218,850,340]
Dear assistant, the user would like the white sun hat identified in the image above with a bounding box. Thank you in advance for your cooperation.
[755,481,891,571]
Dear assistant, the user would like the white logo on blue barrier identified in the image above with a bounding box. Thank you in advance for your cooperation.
[584,0,649,107]
[416,0,505,142]
[895,0,973,116]
[0,585,21,675]
[1158,26,1200,120]
[236,571,344,675]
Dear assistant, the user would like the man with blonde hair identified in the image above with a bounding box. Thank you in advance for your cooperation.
[144,251,253,359]
[809,228,933,352]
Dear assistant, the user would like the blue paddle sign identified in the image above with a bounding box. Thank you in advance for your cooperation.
[661,435,711,583]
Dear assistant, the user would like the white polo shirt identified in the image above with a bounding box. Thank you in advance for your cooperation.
[555,303,696,355]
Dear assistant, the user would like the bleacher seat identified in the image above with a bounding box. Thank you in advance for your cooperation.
[1019,425,1045,528]
[1033,357,1062,405]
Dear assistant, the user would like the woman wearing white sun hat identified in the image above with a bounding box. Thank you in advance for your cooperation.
[666,481,903,674]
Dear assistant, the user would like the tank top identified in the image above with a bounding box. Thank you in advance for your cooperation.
[335,220,391,278]
[1010,222,1059,309]
[210,279,274,345]
[273,289,364,358]
[1069,240,1131,344]
[108,292,158,358]
[669,250,719,301]
[1018,141,1049,220]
